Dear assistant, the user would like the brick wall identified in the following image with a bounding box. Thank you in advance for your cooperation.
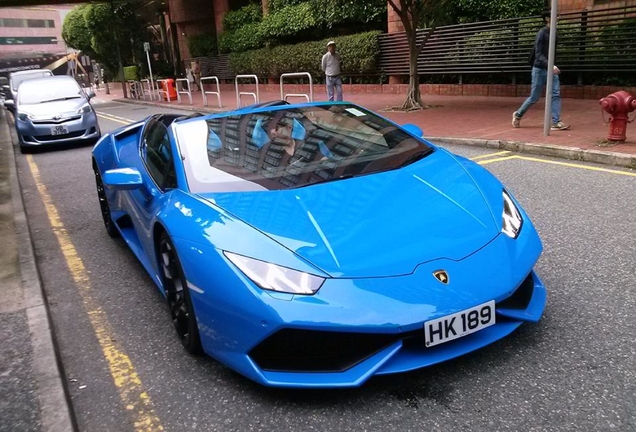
[387,3,404,33]
[218,82,636,100]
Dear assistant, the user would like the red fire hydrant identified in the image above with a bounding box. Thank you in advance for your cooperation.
[599,90,636,142]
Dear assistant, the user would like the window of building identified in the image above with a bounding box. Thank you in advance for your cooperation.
[47,19,55,28]
[27,19,46,28]
[1,18,25,28]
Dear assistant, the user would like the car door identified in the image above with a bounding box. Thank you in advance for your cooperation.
[128,118,178,272]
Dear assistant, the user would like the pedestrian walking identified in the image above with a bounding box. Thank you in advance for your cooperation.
[192,60,201,92]
[185,65,195,90]
[512,11,569,130]
[321,41,342,102]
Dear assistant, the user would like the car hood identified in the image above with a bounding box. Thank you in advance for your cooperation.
[18,99,86,117]
[199,151,500,278]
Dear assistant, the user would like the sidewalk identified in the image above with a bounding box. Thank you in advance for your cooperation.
[0,109,75,431]
[93,84,636,168]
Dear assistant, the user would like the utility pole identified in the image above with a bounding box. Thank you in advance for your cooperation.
[543,0,558,136]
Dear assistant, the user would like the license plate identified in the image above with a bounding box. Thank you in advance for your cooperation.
[424,300,495,347]
[51,125,68,136]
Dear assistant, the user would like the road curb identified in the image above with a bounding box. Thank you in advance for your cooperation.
[4,114,77,432]
[428,137,636,169]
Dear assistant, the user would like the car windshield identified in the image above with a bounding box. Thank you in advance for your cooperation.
[175,103,433,193]
[12,70,52,90]
[18,79,83,105]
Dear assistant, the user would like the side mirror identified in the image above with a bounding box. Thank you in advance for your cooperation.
[103,168,143,190]
[86,89,96,99]
[3,99,14,109]
[402,123,424,138]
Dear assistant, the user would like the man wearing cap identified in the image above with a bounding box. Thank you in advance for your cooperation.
[322,41,342,101]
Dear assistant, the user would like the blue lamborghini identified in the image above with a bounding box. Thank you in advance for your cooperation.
[92,101,546,388]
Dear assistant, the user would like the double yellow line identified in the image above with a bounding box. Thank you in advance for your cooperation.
[96,111,133,125]
[473,150,636,177]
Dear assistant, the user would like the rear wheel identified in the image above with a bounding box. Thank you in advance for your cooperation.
[159,232,202,354]
[94,167,119,237]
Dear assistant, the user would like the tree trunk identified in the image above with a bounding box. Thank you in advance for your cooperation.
[400,27,426,111]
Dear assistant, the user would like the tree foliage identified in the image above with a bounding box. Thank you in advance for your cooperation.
[61,5,93,56]
[454,0,545,23]
[62,3,147,76]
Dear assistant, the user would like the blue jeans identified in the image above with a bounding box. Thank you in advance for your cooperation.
[326,75,343,101]
[515,67,561,124]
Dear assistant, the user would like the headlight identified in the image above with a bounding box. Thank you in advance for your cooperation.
[77,104,92,114]
[17,112,33,121]
[225,252,325,295]
[502,190,523,239]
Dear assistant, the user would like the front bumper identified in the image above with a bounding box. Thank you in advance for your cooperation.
[185,225,546,388]
[16,111,100,147]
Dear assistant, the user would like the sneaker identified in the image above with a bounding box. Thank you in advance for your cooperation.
[512,112,521,128]
[551,121,570,130]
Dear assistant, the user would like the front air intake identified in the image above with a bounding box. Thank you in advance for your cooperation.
[249,328,399,372]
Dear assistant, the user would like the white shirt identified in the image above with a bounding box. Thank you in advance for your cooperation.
[321,52,341,77]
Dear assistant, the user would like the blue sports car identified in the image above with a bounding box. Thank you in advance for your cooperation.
[92,101,546,388]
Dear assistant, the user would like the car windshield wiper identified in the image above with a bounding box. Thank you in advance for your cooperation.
[398,148,433,168]
[39,96,82,103]
[295,173,354,189]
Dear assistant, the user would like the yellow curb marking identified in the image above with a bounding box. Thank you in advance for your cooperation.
[479,154,636,176]
[470,150,511,161]
[26,155,164,432]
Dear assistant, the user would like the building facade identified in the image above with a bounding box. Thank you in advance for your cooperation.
[0,6,72,59]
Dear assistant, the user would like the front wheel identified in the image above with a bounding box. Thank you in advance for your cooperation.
[159,233,202,355]
[94,167,119,237]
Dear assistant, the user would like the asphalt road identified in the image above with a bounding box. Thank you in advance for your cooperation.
[14,100,636,432]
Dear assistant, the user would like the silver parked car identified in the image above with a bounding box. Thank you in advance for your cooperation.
[6,75,101,153]
[4,69,53,112]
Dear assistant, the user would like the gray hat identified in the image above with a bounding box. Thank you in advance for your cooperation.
[327,41,336,46]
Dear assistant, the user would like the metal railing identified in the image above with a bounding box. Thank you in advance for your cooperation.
[127,80,143,99]
[140,79,156,100]
[175,78,192,105]
[235,74,259,108]
[183,6,636,82]
[379,5,636,75]
[201,76,222,107]
[280,72,313,102]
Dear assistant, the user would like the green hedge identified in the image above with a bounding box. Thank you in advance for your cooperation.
[260,2,323,40]
[219,1,385,54]
[222,3,262,32]
[268,0,305,13]
[219,22,264,54]
[228,31,381,77]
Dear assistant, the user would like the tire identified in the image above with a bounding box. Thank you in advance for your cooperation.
[159,232,202,355]
[94,167,119,238]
